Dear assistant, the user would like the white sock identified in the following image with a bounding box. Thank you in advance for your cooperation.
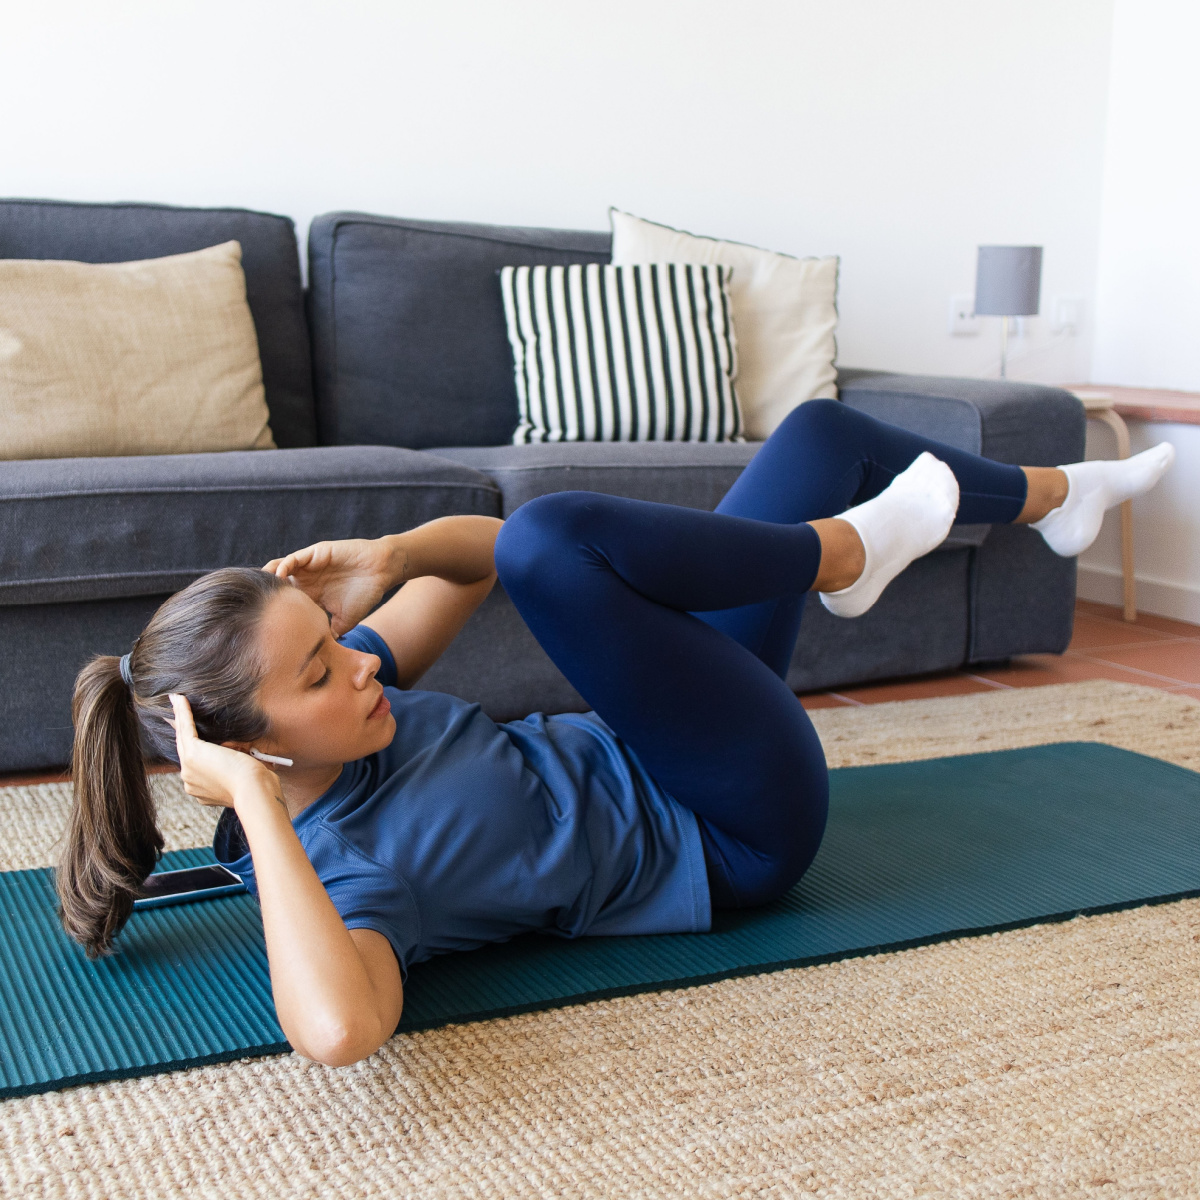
[1031,442,1175,557]
[820,452,959,619]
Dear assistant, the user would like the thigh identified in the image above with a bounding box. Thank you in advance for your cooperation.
[495,493,830,902]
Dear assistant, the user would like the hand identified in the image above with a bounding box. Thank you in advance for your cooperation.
[168,694,278,811]
[263,538,399,637]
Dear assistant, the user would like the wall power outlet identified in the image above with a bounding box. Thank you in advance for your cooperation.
[1051,296,1084,335]
[948,295,980,336]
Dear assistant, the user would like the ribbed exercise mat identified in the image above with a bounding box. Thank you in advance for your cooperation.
[4,740,1200,1099]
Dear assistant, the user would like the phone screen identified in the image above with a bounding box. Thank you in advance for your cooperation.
[134,865,246,909]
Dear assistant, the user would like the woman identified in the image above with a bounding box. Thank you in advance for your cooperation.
[58,400,1173,1067]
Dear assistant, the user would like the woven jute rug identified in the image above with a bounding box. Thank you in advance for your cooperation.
[4,680,1199,1199]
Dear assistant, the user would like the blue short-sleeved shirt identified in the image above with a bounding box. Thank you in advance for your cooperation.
[214,625,711,975]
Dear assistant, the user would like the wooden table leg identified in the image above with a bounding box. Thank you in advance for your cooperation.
[1093,407,1136,621]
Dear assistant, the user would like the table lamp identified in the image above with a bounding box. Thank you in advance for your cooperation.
[974,245,1042,378]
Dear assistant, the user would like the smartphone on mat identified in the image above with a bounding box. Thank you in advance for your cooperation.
[134,865,246,909]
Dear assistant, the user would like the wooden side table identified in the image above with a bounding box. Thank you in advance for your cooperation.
[1070,390,1136,621]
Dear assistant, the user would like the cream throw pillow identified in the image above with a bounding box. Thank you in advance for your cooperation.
[0,240,275,460]
[610,210,839,439]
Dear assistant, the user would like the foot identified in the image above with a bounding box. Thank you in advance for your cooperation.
[820,452,959,618]
[1031,442,1175,557]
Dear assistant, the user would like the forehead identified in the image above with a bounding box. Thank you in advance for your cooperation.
[256,586,330,672]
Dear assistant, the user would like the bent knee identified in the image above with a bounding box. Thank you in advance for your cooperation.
[494,491,607,595]
[774,396,854,442]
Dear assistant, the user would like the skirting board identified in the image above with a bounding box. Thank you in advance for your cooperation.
[1077,563,1200,624]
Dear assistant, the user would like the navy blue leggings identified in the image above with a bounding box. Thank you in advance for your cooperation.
[494,399,1029,909]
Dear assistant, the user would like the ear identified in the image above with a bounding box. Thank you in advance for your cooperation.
[221,740,254,755]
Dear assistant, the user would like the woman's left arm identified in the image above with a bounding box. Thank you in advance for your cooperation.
[363,515,503,688]
[266,515,504,689]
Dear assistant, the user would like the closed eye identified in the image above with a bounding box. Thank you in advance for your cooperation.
[311,667,331,689]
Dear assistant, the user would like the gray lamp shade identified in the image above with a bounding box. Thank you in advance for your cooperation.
[974,245,1043,316]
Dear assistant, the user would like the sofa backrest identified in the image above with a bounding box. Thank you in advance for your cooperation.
[0,199,317,448]
[308,213,610,448]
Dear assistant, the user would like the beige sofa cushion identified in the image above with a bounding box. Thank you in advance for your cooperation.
[610,210,839,440]
[0,240,275,460]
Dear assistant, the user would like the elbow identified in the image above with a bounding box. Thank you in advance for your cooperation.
[289,1014,387,1069]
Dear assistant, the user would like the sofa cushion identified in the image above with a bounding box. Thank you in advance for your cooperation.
[0,447,499,607]
[308,213,610,449]
[0,199,316,448]
[0,242,275,460]
[433,441,758,515]
[610,209,840,440]
[433,440,989,551]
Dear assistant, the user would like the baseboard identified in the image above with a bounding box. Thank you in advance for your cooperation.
[1077,564,1200,624]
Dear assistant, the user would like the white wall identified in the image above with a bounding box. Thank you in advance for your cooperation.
[25,0,1200,615]
[1078,418,1200,622]
[1078,0,1200,621]
[1091,0,1200,391]
[1,0,1112,383]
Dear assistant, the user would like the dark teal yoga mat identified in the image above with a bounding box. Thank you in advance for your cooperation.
[4,742,1200,1099]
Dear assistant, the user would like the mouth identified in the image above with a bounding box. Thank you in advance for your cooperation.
[367,690,391,721]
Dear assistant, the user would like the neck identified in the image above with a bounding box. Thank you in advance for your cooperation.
[278,762,344,820]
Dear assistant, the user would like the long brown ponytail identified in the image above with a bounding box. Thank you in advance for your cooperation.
[58,567,286,958]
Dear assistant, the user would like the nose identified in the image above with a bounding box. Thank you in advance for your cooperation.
[353,651,381,688]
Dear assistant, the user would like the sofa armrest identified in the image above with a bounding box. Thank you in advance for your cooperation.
[837,368,1086,467]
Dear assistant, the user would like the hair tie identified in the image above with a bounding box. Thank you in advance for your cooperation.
[118,653,134,690]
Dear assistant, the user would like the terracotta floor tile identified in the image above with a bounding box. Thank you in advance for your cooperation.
[1075,599,1129,620]
[1076,599,1200,638]
[833,673,997,705]
[798,692,855,710]
[1124,612,1200,638]
[0,762,178,789]
[0,768,71,787]
[1067,611,1176,651]
[1073,640,1200,686]
[973,654,1166,690]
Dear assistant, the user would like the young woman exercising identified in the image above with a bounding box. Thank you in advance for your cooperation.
[58,399,1173,1067]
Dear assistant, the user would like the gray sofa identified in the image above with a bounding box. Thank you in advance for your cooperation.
[0,200,1085,773]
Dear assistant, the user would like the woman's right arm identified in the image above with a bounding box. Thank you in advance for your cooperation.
[169,695,403,1067]
[234,785,403,1066]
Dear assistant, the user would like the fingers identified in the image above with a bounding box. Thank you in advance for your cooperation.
[167,695,235,806]
[262,543,323,579]
[168,694,200,794]
[168,693,198,747]
[263,555,296,579]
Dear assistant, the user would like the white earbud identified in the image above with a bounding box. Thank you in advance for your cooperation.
[249,748,293,767]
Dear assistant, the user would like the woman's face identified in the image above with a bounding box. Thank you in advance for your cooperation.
[248,586,397,767]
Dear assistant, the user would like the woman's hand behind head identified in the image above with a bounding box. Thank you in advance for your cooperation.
[169,693,278,810]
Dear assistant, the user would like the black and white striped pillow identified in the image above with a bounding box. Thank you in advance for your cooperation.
[500,263,743,444]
